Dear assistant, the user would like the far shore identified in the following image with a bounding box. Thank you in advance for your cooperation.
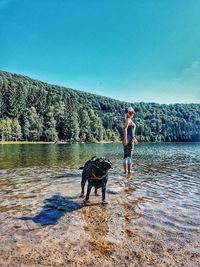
[0,140,121,145]
[1,140,199,145]
[0,141,55,144]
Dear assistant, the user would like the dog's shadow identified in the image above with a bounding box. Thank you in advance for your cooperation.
[21,194,83,226]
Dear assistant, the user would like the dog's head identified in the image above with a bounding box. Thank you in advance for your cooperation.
[92,157,112,173]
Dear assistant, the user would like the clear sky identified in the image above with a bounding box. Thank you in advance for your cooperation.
[0,0,200,104]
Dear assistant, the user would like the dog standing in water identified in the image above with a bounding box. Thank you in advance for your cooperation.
[79,157,112,205]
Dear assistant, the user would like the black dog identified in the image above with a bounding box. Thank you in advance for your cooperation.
[79,156,112,205]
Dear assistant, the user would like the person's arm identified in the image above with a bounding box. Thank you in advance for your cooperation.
[123,118,129,145]
[134,137,138,145]
[132,123,138,145]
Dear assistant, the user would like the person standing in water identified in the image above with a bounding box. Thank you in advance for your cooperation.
[123,107,138,174]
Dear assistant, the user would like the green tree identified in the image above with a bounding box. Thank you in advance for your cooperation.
[44,106,58,142]
[22,118,30,141]
[88,109,104,142]
[67,110,80,142]
[65,98,80,142]
[0,90,5,118]
[1,70,200,143]
[79,109,90,142]
[54,100,66,140]
[29,107,43,141]
[11,118,22,141]
[4,118,12,141]
[0,119,6,141]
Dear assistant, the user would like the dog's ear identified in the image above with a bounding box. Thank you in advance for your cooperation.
[105,158,113,169]
[78,166,84,170]
[100,160,112,170]
[106,159,113,169]
[108,162,113,169]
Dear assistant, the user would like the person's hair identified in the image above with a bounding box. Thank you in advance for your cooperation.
[124,107,134,119]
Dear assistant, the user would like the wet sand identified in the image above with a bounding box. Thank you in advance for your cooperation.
[0,167,199,267]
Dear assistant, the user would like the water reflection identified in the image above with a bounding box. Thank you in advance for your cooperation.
[0,143,121,169]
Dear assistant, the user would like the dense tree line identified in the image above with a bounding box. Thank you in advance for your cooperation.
[0,70,200,142]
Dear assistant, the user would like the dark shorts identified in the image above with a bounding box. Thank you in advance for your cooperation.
[123,142,133,159]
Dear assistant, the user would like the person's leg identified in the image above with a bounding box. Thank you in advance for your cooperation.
[127,157,132,174]
[127,143,133,174]
[123,161,127,174]
[123,144,128,174]
[127,164,132,173]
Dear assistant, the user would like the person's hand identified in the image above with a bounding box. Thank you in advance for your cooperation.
[134,138,138,145]
[124,139,128,146]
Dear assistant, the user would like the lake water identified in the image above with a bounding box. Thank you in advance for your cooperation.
[0,143,200,266]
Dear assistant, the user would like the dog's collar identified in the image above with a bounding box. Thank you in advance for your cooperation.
[92,170,107,180]
[91,161,108,180]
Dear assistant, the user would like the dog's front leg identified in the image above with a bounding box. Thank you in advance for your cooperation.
[84,184,92,204]
[101,184,108,205]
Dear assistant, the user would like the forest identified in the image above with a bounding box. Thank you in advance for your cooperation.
[0,70,200,142]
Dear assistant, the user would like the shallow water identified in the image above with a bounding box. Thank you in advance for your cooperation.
[0,143,200,266]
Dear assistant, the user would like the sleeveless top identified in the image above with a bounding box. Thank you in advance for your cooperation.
[123,122,136,143]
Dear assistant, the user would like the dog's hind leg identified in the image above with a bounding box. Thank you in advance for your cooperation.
[80,161,92,197]
[80,172,88,197]
[84,184,92,204]
[80,168,89,197]
[80,179,86,197]
[101,184,108,205]
[94,188,99,196]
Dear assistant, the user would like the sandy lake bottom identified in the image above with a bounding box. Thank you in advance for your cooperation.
[0,143,200,266]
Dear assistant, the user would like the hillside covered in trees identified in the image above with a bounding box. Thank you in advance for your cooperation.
[0,70,200,142]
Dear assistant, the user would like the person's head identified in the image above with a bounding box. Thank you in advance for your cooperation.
[125,107,135,119]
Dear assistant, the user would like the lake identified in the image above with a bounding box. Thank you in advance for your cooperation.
[0,143,200,266]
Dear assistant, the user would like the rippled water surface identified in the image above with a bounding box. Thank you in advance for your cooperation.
[0,143,200,266]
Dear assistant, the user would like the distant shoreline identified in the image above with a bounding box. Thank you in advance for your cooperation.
[1,141,199,145]
[0,141,120,145]
[0,141,55,144]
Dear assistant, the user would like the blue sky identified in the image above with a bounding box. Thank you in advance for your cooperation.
[0,0,200,104]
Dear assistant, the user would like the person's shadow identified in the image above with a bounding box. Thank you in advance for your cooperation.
[21,194,83,226]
